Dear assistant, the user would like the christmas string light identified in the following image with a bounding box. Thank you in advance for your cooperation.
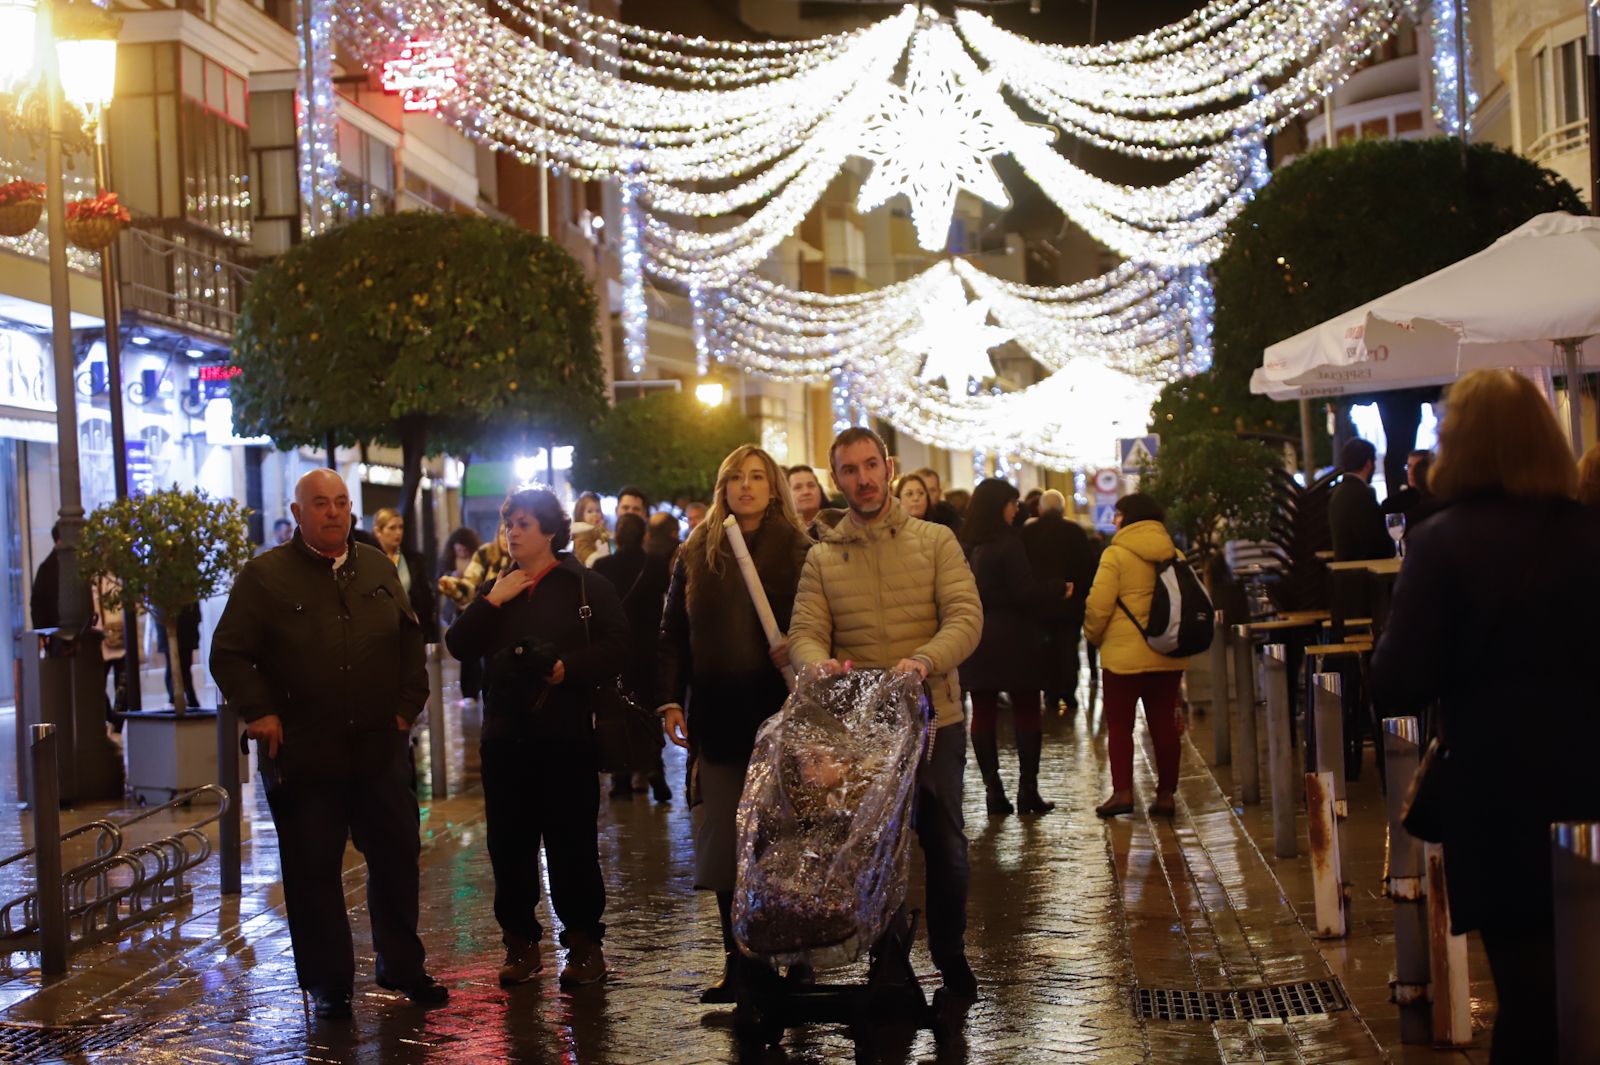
[299,0,343,233]
[620,182,647,377]
[1428,0,1477,136]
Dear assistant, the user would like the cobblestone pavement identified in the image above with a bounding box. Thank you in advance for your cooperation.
[0,675,1498,1063]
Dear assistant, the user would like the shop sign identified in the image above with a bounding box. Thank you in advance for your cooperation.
[198,364,241,401]
[0,329,51,412]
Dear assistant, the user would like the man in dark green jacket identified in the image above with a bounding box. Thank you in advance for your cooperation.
[210,468,445,1019]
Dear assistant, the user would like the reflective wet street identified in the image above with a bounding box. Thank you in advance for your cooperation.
[0,678,1498,1063]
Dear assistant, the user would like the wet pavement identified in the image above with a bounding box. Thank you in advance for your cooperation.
[0,667,1499,1063]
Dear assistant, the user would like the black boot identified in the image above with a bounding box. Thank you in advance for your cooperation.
[972,731,1013,816]
[701,891,738,1004]
[1015,729,1056,814]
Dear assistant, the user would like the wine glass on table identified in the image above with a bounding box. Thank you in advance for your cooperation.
[1385,513,1406,557]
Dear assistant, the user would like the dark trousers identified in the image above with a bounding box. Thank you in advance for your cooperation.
[1480,917,1557,1063]
[480,736,606,947]
[158,633,199,707]
[1103,670,1184,793]
[1050,625,1082,707]
[968,691,1043,735]
[915,721,970,972]
[261,730,427,995]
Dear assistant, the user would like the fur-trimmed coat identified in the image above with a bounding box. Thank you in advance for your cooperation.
[656,512,811,765]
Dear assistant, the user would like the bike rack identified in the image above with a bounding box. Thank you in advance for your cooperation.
[0,784,230,955]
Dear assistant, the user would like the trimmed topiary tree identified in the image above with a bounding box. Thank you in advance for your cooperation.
[232,213,608,545]
[572,389,755,503]
[1206,138,1585,478]
[78,487,254,716]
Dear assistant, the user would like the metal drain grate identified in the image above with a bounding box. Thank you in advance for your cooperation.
[0,1018,160,1061]
[1137,980,1348,1022]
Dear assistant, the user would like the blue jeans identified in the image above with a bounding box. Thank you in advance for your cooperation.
[915,721,971,971]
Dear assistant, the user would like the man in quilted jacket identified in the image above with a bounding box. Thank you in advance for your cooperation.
[789,427,984,1000]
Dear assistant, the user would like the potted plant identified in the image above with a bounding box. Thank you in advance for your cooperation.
[64,190,130,252]
[0,179,45,237]
[79,486,254,802]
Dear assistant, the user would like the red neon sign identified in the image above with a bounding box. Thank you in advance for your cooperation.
[198,365,242,382]
[381,40,457,113]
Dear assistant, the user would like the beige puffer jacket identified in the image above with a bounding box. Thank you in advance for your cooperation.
[789,501,983,729]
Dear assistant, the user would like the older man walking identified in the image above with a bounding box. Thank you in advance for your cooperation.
[789,427,984,999]
[211,468,447,1019]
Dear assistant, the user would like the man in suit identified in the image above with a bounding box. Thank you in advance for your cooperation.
[1329,438,1395,562]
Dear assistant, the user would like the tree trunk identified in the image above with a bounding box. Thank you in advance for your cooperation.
[397,414,429,555]
[325,431,336,470]
[165,617,187,717]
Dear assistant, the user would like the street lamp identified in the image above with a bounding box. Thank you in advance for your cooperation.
[695,372,727,408]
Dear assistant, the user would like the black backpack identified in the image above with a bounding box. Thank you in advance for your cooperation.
[1116,554,1215,658]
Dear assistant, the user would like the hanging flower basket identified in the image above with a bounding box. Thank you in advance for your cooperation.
[65,191,131,251]
[0,180,45,237]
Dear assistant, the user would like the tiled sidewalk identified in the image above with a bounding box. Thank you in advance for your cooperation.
[0,679,1498,1063]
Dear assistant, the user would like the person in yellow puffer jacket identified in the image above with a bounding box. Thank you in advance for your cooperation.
[1083,494,1186,820]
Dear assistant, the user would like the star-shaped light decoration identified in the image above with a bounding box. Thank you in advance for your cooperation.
[902,276,1013,398]
[854,22,1040,252]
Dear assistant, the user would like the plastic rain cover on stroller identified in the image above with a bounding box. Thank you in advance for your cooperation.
[731,668,929,970]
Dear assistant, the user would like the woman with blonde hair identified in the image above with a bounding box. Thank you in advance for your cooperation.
[571,492,611,566]
[656,444,812,1003]
[1372,369,1600,1063]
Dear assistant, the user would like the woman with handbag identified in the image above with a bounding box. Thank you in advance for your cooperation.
[656,445,811,1003]
[1083,494,1187,819]
[1371,369,1600,1063]
[593,512,673,803]
[444,489,630,990]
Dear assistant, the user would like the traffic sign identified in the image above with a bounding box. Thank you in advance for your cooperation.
[1093,502,1118,532]
[1093,468,1120,494]
[1118,435,1160,473]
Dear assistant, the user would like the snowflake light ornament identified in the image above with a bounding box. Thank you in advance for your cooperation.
[855,21,1043,252]
[902,275,1013,398]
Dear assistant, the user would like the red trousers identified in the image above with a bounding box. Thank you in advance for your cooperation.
[1102,670,1184,794]
[969,690,1042,735]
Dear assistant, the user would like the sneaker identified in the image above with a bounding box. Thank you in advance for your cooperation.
[559,936,608,988]
[376,973,450,1007]
[310,989,353,1019]
[498,939,543,986]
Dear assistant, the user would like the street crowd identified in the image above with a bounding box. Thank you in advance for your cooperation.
[200,368,1600,1063]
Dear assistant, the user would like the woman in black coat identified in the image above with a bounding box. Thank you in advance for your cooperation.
[1370,370,1600,1064]
[656,445,811,1003]
[445,489,629,992]
[960,479,1066,816]
[593,513,672,802]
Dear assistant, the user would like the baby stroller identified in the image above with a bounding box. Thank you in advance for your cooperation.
[730,668,945,1054]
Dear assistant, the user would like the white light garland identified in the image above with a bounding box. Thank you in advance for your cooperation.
[1428,0,1477,136]
[620,182,647,377]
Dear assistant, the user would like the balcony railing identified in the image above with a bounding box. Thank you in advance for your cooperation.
[119,222,255,341]
[1529,118,1590,166]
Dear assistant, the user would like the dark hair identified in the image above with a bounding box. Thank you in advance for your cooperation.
[1407,450,1433,490]
[828,426,888,471]
[439,526,481,575]
[1340,437,1377,473]
[50,522,59,543]
[685,500,708,514]
[959,478,1020,547]
[500,489,571,552]
[617,485,650,510]
[272,518,292,531]
[614,512,646,554]
[1115,493,1165,527]
[645,511,680,557]
[787,464,816,478]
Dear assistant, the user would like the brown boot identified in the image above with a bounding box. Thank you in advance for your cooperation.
[498,937,542,986]
[559,933,608,988]
[1148,792,1177,818]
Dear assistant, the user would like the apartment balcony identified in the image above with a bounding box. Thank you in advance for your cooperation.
[119,221,255,343]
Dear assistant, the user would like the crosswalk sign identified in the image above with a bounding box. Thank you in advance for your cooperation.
[1093,503,1118,532]
[1118,435,1160,473]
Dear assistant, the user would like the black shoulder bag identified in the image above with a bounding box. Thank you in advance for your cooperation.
[578,571,666,774]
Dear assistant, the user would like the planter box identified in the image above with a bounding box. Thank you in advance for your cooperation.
[122,709,244,806]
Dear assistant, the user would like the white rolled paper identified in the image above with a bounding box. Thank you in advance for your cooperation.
[723,515,795,690]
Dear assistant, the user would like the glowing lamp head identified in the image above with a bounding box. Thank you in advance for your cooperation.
[695,378,726,408]
[55,35,116,115]
[0,0,36,93]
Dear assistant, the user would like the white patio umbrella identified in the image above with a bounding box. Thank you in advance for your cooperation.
[1252,212,1600,448]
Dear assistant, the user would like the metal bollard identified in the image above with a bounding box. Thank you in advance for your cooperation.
[1230,625,1260,804]
[1425,841,1472,1046]
[1305,770,1344,936]
[1312,674,1348,811]
[1382,717,1431,1044]
[1552,822,1600,1064]
[1208,610,1231,766]
[216,702,242,896]
[426,644,449,802]
[1262,644,1297,859]
[30,724,67,975]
